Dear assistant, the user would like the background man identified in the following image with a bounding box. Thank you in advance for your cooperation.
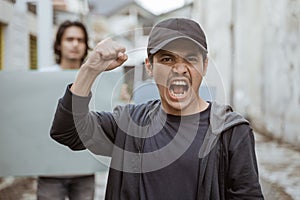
[37,20,95,200]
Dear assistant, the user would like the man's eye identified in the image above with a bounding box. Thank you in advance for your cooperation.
[161,57,173,62]
[187,56,199,62]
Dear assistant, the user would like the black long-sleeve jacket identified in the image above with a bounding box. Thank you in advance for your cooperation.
[50,86,264,200]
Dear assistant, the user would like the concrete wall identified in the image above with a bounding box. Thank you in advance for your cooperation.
[193,0,300,147]
[256,0,300,146]
[0,0,37,70]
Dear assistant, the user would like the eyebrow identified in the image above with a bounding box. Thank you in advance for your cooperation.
[157,50,200,58]
[156,50,173,55]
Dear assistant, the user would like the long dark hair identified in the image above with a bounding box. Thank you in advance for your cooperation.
[54,20,90,64]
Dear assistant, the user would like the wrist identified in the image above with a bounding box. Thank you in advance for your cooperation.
[71,64,100,96]
[81,62,103,75]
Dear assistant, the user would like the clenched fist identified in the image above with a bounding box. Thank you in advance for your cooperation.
[71,39,128,96]
[84,38,128,73]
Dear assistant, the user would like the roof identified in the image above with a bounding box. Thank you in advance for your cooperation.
[88,0,143,16]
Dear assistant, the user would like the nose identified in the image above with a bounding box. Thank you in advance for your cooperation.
[172,62,188,75]
[72,39,79,46]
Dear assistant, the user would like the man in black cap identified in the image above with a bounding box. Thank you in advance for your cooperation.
[50,18,265,199]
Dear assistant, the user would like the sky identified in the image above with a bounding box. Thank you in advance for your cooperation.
[136,0,188,15]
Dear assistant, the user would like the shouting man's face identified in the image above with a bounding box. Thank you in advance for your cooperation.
[146,39,208,116]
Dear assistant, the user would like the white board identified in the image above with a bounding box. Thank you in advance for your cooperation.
[0,70,124,176]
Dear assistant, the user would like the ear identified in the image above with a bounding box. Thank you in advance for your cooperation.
[145,58,153,76]
[202,57,208,76]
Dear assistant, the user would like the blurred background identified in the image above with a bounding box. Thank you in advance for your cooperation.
[0,0,299,199]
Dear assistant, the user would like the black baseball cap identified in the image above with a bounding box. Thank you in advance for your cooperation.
[147,18,208,56]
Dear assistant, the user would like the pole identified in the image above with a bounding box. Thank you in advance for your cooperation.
[37,0,53,68]
[229,0,236,107]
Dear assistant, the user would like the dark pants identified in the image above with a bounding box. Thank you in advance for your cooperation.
[37,175,95,200]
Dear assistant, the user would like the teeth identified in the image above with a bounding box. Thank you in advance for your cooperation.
[171,90,186,97]
[172,80,187,86]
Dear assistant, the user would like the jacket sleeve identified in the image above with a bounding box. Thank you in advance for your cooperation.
[50,84,119,156]
[226,124,265,199]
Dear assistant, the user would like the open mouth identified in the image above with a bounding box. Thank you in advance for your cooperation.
[169,80,189,98]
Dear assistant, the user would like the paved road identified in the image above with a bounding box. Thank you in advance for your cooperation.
[255,132,300,200]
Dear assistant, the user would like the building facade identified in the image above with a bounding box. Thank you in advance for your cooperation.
[192,0,300,147]
[0,0,89,70]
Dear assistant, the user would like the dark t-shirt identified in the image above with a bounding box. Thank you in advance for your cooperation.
[140,104,211,200]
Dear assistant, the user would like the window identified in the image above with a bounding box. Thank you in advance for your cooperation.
[29,34,37,70]
[123,65,135,95]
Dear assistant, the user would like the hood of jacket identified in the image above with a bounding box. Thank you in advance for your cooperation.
[198,101,249,158]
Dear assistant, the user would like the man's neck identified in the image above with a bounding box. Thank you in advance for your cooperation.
[60,59,81,70]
